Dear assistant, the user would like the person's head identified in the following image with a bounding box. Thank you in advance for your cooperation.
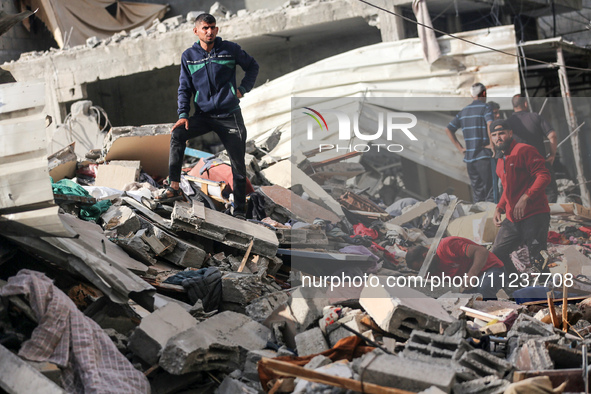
[490,119,514,151]
[193,13,218,46]
[488,101,501,120]
[470,83,487,101]
[405,245,429,271]
[512,94,529,112]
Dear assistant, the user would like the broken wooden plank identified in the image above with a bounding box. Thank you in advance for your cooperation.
[418,199,459,278]
[259,358,414,394]
[547,291,559,329]
[238,240,254,273]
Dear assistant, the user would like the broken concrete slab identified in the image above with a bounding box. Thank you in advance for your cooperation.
[447,209,500,244]
[356,350,456,393]
[151,227,207,268]
[6,214,155,309]
[101,204,141,236]
[295,327,329,357]
[259,185,341,224]
[128,303,197,365]
[275,225,329,246]
[103,124,172,180]
[171,200,278,258]
[47,143,77,182]
[245,290,291,323]
[159,311,270,375]
[359,276,455,338]
[326,310,366,347]
[221,273,265,305]
[117,228,157,266]
[95,160,141,191]
[437,292,480,319]
[0,343,66,394]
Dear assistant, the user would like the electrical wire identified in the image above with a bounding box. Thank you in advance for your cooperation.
[357,0,591,72]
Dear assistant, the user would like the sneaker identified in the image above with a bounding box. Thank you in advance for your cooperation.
[154,187,187,204]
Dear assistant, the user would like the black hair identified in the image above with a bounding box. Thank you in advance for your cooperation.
[512,94,527,109]
[488,101,500,111]
[195,13,216,25]
[406,245,428,269]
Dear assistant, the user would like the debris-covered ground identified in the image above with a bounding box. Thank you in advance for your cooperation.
[2,106,591,394]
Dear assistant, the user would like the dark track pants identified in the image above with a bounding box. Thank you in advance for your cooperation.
[169,110,248,212]
[467,158,494,203]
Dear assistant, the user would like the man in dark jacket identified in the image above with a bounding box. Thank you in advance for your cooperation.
[490,119,551,274]
[507,94,559,202]
[156,13,259,218]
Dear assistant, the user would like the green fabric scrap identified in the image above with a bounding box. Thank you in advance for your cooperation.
[51,178,111,222]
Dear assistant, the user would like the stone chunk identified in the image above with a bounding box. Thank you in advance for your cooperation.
[128,303,197,365]
[304,355,331,370]
[221,273,265,305]
[186,11,206,23]
[159,311,270,375]
[295,327,329,357]
[453,376,509,394]
[216,376,258,394]
[359,276,455,338]
[356,351,455,393]
[245,291,290,323]
[243,349,277,381]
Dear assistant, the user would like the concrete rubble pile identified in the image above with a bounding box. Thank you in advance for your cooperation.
[3,108,591,394]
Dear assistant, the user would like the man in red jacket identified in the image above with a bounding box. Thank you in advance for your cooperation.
[406,236,505,299]
[489,119,551,274]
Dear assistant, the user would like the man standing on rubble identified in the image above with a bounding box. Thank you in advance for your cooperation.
[489,119,551,274]
[406,236,505,299]
[444,83,495,202]
[156,13,259,219]
[507,94,559,203]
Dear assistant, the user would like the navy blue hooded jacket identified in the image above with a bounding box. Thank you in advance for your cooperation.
[178,37,259,118]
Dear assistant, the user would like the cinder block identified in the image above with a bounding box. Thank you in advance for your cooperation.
[305,355,331,370]
[216,376,258,394]
[403,330,473,361]
[359,276,455,338]
[128,303,197,365]
[515,339,554,371]
[459,349,513,378]
[295,327,329,356]
[357,351,456,393]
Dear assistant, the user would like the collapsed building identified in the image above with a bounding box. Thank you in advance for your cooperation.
[2,0,591,393]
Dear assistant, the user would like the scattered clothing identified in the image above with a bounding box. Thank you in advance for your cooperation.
[0,270,149,394]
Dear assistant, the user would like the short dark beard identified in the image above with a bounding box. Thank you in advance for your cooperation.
[496,137,513,152]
